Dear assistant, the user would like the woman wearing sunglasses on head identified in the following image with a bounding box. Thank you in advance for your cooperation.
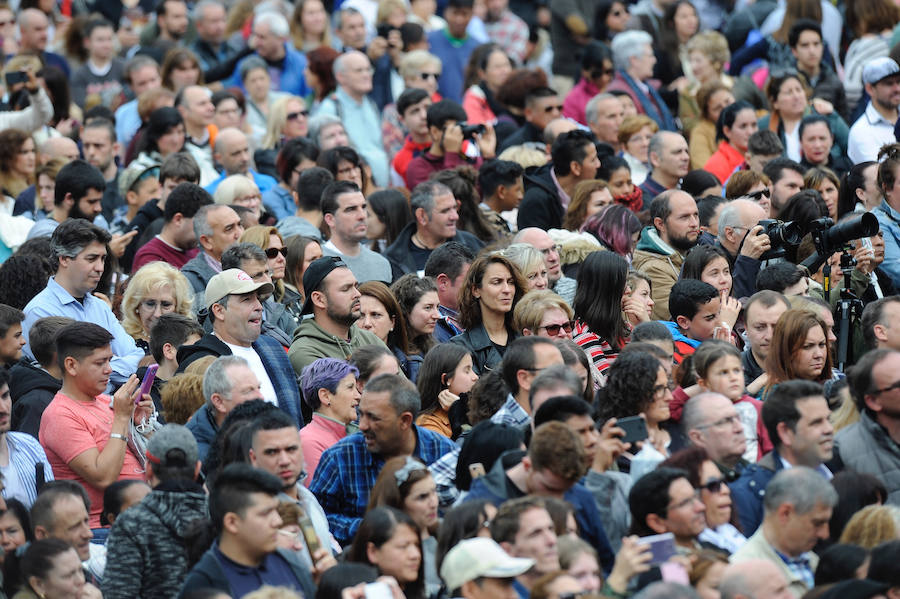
[662,446,747,554]
[240,226,300,336]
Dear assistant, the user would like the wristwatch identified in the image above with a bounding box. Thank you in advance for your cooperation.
[109,433,128,442]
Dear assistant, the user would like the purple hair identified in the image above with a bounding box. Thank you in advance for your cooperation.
[582,204,642,257]
[300,357,360,409]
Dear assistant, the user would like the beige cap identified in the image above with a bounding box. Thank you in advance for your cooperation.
[205,269,274,309]
[439,537,534,591]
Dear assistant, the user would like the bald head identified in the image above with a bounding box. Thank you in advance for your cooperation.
[18,8,49,51]
[334,51,372,97]
[214,128,250,176]
[719,560,792,599]
[178,85,214,129]
[544,118,579,145]
[40,137,80,163]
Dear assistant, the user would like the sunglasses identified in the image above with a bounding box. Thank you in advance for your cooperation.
[543,104,564,113]
[747,188,771,201]
[265,247,288,259]
[286,110,310,121]
[590,68,615,79]
[700,478,726,494]
[419,72,440,81]
[539,321,575,335]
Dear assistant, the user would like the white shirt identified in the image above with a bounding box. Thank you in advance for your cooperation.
[222,341,278,407]
[848,102,897,164]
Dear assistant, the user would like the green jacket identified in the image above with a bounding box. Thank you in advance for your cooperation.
[632,226,686,320]
[288,318,387,376]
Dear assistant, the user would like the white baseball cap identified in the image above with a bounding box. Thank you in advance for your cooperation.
[440,537,534,591]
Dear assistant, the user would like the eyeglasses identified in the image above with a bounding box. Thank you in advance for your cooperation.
[419,72,440,81]
[871,380,900,395]
[696,414,741,429]
[539,244,561,256]
[652,381,676,398]
[266,247,288,259]
[287,110,310,121]
[140,299,175,311]
[667,490,702,511]
[700,478,725,494]
[543,104,564,113]
[538,321,575,336]
[747,188,771,201]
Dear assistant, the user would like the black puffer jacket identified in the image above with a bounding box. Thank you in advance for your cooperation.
[8,360,60,439]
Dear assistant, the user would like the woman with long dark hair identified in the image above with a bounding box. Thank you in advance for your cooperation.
[391,275,441,382]
[134,107,185,163]
[838,161,879,218]
[573,251,632,376]
[366,189,412,253]
[764,309,833,395]
[681,244,733,296]
[416,344,478,438]
[450,254,528,374]
[348,506,426,599]
[704,100,758,184]
[461,44,513,127]
[356,281,415,379]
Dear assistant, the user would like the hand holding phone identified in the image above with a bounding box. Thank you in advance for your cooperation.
[616,415,648,445]
[637,532,677,567]
[137,365,158,404]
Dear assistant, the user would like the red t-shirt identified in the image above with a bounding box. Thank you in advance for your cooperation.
[132,236,199,274]
[39,392,144,529]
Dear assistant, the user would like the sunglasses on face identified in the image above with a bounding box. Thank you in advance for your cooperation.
[419,72,440,81]
[747,188,771,201]
[287,110,310,121]
[539,321,575,335]
[701,478,726,494]
[591,68,615,79]
[265,247,288,259]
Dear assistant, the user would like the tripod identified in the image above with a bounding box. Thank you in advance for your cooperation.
[823,251,864,372]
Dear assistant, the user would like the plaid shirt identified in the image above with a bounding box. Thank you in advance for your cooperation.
[309,427,454,545]
[491,394,531,428]
[484,10,528,65]
[774,548,815,590]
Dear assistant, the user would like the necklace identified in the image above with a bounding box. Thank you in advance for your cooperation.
[412,232,435,250]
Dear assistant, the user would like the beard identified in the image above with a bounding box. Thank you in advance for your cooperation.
[326,303,360,327]
[669,231,698,253]
[69,201,96,223]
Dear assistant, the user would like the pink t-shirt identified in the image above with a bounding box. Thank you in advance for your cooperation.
[39,392,144,528]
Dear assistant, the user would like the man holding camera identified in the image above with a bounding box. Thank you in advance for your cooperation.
[405,100,496,191]
[715,199,771,298]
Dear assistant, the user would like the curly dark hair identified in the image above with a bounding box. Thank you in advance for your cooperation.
[595,350,663,422]
[0,254,53,309]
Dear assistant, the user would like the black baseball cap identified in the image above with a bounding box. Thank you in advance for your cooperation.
[301,256,349,315]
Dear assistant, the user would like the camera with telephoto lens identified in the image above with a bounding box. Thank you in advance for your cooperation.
[756,219,804,260]
[459,122,486,139]
[806,213,880,255]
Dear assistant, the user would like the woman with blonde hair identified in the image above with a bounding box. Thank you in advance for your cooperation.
[514,290,575,339]
[500,244,549,291]
[290,0,331,52]
[839,504,900,549]
[689,81,735,169]
[564,180,613,232]
[260,95,309,151]
[240,225,288,302]
[618,115,657,186]
[121,262,194,350]
[214,175,266,224]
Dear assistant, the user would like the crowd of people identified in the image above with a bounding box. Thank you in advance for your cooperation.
[3,0,900,597]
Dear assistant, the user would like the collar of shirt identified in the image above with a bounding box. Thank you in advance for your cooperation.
[549,167,571,209]
[204,252,223,273]
[865,101,896,127]
[46,276,89,305]
[777,455,834,480]
[881,198,900,223]
[336,86,366,108]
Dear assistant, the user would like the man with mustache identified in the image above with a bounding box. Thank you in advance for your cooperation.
[309,374,454,545]
[731,381,835,535]
[288,257,386,380]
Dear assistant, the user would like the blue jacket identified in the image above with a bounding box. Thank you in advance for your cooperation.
[729,448,784,535]
[176,333,304,428]
[204,169,277,196]
[185,405,219,462]
[227,45,310,98]
[875,199,900,288]
[465,450,616,574]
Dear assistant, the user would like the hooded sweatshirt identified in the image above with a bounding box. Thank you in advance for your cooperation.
[632,226,687,320]
[102,481,208,599]
[9,360,61,439]
[287,318,386,377]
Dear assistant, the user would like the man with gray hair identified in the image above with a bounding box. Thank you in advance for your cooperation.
[719,559,794,599]
[385,180,485,276]
[204,127,277,195]
[316,50,389,186]
[309,373,454,544]
[607,30,676,131]
[189,0,247,80]
[176,269,303,428]
[682,392,748,477]
[585,93,625,151]
[307,114,351,151]
[185,355,264,459]
[23,219,143,386]
[226,11,310,98]
[731,467,838,598]
[181,203,244,301]
[715,198,771,298]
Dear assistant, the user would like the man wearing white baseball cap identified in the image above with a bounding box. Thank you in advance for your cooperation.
[440,537,535,599]
[848,56,900,164]
[175,269,304,427]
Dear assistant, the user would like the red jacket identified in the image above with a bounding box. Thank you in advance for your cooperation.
[405,149,483,191]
